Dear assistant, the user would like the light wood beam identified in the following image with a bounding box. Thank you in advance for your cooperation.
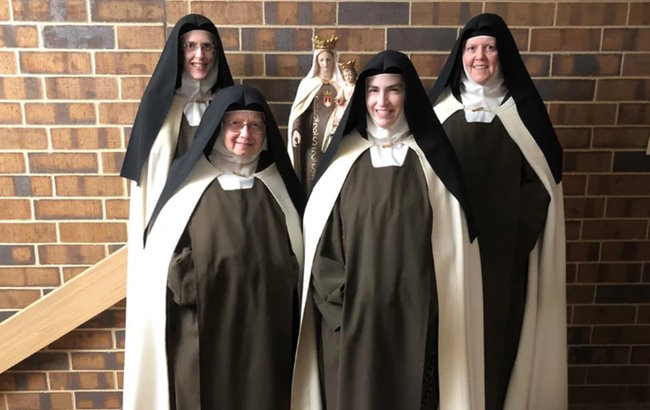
[0,246,128,373]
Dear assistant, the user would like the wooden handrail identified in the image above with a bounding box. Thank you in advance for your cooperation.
[0,246,128,373]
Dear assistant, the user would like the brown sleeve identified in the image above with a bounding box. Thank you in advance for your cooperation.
[311,200,345,332]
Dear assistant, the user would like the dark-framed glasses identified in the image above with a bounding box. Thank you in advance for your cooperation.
[183,41,216,53]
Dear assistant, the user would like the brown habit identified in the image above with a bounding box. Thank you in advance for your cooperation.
[166,176,300,409]
[311,150,439,410]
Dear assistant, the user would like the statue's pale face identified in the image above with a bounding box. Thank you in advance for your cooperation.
[343,69,356,84]
[317,50,334,80]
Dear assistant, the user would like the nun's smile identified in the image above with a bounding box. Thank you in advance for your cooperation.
[462,35,499,85]
[365,73,405,129]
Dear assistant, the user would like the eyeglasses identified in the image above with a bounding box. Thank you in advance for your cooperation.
[224,120,265,133]
[183,42,216,53]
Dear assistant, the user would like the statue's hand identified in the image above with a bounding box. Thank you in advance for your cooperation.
[292,130,301,147]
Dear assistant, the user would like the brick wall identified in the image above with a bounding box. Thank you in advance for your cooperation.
[0,1,648,408]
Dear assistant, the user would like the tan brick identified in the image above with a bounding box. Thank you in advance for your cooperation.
[116,25,164,49]
[6,392,73,409]
[583,219,648,240]
[193,1,262,25]
[530,29,601,52]
[35,199,103,219]
[49,372,116,391]
[20,52,91,74]
[593,127,650,149]
[0,128,47,149]
[265,53,313,77]
[411,53,448,78]
[0,289,41,308]
[564,151,612,173]
[0,267,60,286]
[30,176,53,196]
[120,77,149,100]
[597,79,650,101]
[411,2,483,26]
[51,127,122,149]
[1,222,57,243]
[29,153,98,173]
[242,27,312,52]
[59,222,126,243]
[630,2,650,25]
[105,199,129,219]
[0,372,47,391]
[165,1,189,24]
[0,0,8,20]
[588,175,650,195]
[555,127,591,149]
[12,0,87,21]
[0,25,38,47]
[76,391,122,409]
[38,245,106,265]
[91,0,162,22]
[227,53,264,77]
[549,103,617,126]
[98,102,139,125]
[95,51,158,75]
[71,352,123,370]
[80,305,125,328]
[101,151,124,174]
[623,54,650,76]
[49,330,114,350]
[2,176,53,197]
[553,54,622,77]
[0,245,35,264]
[25,103,95,125]
[54,175,124,196]
[603,28,650,52]
[0,199,31,219]
[265,2,335,25]
[0,176,16,195]
[521,54,550,77]
[556,3,627,26]
[45,77,118,100]
[618,103,650,125]
[0,103,22,124]
[0,153,26,173]
[485,2,555,26]
[0,77,42,99]
[0,50,16,73]
[217,27,239,50]
[62,266,85,282]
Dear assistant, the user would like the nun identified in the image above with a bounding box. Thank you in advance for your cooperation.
[121,14,234,409]
[428,13,567,410]
[291,50,483,410]
[122,85,304,409]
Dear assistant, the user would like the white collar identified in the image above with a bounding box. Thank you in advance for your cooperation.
[176,66,219,126]
[366,112,410,167]
[460,62,508,123]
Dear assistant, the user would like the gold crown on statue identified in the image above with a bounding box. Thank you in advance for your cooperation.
[312,35,338,51]
[338,58,356,71]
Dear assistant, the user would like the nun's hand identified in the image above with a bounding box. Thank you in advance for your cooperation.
[292,130,301,147]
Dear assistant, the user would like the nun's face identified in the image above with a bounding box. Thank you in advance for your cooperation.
[365,73,405,129]
[462,35,498,85]
[222,111,265,157]
[182,29,216,81]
